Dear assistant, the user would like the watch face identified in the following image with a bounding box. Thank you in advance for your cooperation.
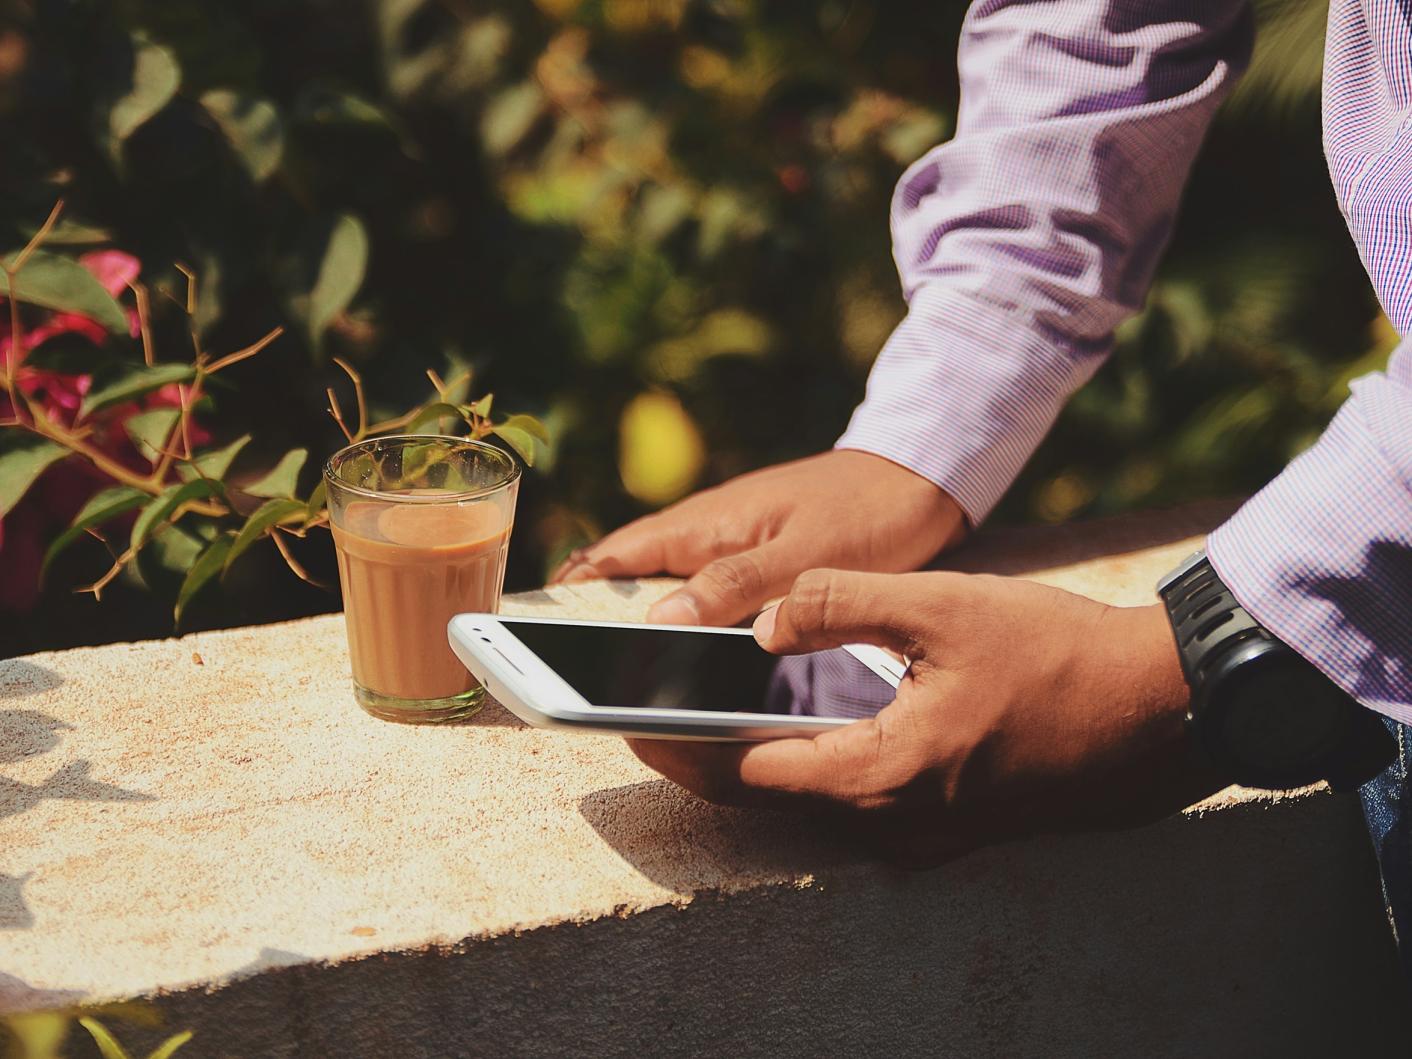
[1209,651,1350,786]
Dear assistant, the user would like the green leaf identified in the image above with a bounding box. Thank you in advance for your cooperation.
[178,434,252,483]
[200,89,284,182]
[295,85,398,131]
[148,1031,195,1059]
[132,522,207,594]
[468,393,493,418]
[0,436,67,518]
[42,485,147,575]
[0,252,129,334]
[21,217,114,246]
[78,1018,133,1059]
[496,413,549,443]
[131,479,221,553]
[2,1008,70,1059]
[307,214,368,350]
[96,33,181,163]
[224,498,303,574]
[78,363,195,419]
[175,532,234,626]
[490,424,537,466]
[124,408,180,463]
[244,448,307,499]
[406,402,470,434]
[481,81,544,157]
[303,478,327,522]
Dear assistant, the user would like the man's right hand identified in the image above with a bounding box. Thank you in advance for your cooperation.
[550,449,968,627]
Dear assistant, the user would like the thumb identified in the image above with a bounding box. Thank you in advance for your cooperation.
[647,541,797,627]
[754,569,938,660]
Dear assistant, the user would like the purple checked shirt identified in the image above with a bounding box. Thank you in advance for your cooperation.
[837,0,1412,723]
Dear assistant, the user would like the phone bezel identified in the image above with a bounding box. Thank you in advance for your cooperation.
[447,613,904,740]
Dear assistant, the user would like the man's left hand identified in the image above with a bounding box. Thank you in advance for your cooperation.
[628,569,1224,865]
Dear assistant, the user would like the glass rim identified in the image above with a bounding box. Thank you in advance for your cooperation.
[323,434,522,504]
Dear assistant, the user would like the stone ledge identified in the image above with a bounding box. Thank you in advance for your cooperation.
[1,499,1406,1055]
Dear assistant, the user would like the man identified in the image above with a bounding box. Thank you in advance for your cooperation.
[554,0,1412,959]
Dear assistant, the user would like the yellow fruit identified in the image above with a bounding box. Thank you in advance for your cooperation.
[618,391,705,505]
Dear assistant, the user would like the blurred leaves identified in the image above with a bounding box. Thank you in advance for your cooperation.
[294,214,368,354]
[93,32,180,163]
[200,90,284,182]
[0,253,129,334]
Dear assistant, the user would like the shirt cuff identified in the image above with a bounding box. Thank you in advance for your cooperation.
[835,285,1105,525]
[1207,369,1412,725]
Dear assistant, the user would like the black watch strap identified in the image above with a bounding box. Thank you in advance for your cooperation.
[1157,552,1395,791]
[1157,551,1263,687]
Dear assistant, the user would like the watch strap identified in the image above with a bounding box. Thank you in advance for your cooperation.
[1156,551,1269,687]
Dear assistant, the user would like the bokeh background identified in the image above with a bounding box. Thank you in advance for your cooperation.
[0,0,1392,654]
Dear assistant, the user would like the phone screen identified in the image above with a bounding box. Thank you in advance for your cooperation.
[501,619,897,719]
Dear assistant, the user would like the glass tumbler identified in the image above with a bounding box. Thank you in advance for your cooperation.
[325,435,520,723]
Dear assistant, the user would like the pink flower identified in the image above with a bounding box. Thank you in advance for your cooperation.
[0,249,203,614]
[79,250,141,296]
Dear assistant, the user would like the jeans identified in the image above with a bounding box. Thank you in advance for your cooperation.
[1360,715,1412,979]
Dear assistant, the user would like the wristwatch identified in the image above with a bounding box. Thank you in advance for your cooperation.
[1156,551,1395,791]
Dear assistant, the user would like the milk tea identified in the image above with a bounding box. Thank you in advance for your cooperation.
[331,495,511,702]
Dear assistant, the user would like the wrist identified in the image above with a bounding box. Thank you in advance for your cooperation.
[1130,602,1191,723]
[827,449,969,552]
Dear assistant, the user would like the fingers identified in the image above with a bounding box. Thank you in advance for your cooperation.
[754,569,942,660]
[627,709,902,812]
[550,510,712,585]
[645,541,798,627]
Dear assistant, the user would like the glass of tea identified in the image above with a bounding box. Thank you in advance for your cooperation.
[324,435,520,723]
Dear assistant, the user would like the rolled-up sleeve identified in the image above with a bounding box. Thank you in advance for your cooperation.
[838,0,1253,524]
[1208,347,1412,722]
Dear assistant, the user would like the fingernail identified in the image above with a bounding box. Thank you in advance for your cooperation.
[650,593,701,626]
[752,605,778,643]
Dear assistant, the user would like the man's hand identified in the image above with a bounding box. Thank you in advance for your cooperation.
[628,569,1220,865]
[551,450,967,627]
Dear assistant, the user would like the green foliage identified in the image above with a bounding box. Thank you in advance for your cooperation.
[244,449,307,500]
[79,365,194,420]
[226,498,303,573]
[0,435,67,518]
[42,485,147,574]
[1,1010,192,1059]
[0,254,128,334]
[0,0,1384,645]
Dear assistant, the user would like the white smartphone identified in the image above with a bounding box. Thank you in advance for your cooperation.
[447,614,905,740]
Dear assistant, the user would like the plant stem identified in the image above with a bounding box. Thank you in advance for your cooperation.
[25,405,228,518]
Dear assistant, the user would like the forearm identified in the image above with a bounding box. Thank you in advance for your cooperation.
[841,0,1253,524]
[1207,348,1412,722]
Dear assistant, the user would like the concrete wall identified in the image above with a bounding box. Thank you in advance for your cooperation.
[101,794,1407,1057]
[4,502,1407,1057]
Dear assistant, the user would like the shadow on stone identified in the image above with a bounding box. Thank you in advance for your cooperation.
[0,662,64,700]
[0,761,155,822]
[0,710,72,764]
[508,589,558,605]
[577,778,842,893]
[228,948,314,981]
[0,872,34,930]
[0,971,86,1012]
[463,697,527,729]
